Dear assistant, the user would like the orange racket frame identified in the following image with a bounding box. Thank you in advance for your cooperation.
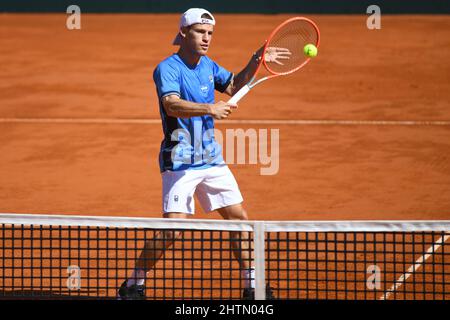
[228,17,320,104]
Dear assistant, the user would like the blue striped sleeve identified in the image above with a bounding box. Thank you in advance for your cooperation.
[153,62,181,99]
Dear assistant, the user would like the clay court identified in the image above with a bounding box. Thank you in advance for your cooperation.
[0,13,449,299]
[1,14,450,220]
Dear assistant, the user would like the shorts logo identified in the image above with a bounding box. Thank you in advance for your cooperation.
[174,195,179,202]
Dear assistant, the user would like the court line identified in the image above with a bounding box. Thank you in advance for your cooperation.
[0,118,161,124]
[0,118,450,126]
[379,233,450,300]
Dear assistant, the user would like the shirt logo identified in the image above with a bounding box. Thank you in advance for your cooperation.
[209,75,213,83]
[200,85,208,93]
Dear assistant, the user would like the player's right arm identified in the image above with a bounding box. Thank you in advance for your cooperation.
[162,95,237,120]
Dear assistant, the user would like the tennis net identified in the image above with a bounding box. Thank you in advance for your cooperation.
[0,213,449,300]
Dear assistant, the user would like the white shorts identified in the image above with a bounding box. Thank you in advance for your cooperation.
[162,165,243,214]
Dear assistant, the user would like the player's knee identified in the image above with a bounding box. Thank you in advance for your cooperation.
[162,230,182,242]
[219,204,249,221]
[239,209,249,221]
[230,208,248,221]
[164,230,181,241]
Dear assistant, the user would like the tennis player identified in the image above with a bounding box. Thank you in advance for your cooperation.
[119,8,284,300]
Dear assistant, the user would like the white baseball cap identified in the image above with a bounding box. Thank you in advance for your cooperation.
[172,8,216,45]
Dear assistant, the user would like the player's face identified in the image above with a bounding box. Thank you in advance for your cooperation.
[183,24,214,56]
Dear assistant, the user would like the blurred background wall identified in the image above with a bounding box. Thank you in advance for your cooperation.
[1,0,449,14]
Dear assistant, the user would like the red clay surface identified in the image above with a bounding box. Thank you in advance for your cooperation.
[1,14,450,221]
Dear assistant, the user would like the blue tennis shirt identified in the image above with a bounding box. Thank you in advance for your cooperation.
[153,54,233,172]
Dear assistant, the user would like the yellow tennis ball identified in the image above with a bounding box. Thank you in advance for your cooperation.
[304,44,318,58]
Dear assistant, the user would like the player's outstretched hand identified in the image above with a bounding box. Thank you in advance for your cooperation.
[210,101,238,120]
[265,47,292,65]
[254,45,292,66]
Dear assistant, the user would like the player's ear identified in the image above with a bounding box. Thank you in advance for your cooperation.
[179,26,189,39]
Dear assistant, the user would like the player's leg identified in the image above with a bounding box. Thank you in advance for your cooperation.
[196,165,274,299]
[118,213,188,299]
[135,212,187,271]
[195,165,248,270]
[217,204,252,269]
[216,204,256,293]
[217,204,274,299]
[195,165,257,297]
[118,170,201,299]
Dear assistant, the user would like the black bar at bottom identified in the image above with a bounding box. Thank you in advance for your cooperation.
[1,300,448,319]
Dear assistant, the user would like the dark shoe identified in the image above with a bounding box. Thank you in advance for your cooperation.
[117,280,145,300]
[242,285,275,300]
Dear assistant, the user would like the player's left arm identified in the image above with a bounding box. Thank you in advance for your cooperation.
[223,45,292,96]
[223,48,262,96]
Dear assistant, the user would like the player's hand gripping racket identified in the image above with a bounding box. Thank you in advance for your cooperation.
[228,17,320,104]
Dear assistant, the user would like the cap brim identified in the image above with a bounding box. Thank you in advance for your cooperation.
[172,33,182,45]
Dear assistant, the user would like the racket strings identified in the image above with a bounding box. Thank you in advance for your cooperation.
[265,19,319,74]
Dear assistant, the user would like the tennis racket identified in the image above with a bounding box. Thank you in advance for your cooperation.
[228,17,320,104]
